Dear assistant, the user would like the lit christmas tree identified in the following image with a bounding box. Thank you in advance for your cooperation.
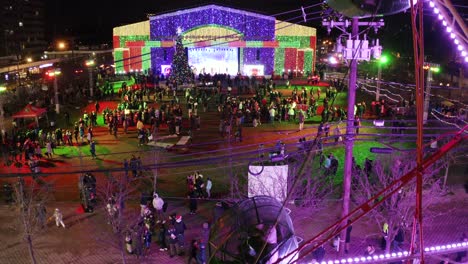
[169,32,193,85]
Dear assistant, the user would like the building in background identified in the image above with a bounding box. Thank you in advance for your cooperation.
[113,5,317,77]
[0,0,47,63]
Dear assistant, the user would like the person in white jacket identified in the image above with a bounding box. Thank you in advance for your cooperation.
[50,208,66,228]
[152,193,165,223]
[206,178,213,198]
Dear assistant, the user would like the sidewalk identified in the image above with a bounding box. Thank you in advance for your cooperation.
[0,185,466,263]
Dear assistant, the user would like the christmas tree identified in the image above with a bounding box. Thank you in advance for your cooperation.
[169,34,193,85]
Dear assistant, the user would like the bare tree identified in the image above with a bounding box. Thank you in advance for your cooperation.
[91,172,143,264]
[231,144,334,211]
[351,153,444,253]
[13,177,53,264]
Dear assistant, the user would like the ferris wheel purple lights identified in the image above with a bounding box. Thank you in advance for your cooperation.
[428,0,468,63]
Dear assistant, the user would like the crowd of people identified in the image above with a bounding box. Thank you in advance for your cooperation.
[2,68,465,263]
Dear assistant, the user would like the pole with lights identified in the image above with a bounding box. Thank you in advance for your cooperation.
[428,1,467,63]
[85,59,95,98]
[0,86,6,135]
[47,69,62,114]
[423,63,440,124]
[323,17,384,255]
[376,54,389,101]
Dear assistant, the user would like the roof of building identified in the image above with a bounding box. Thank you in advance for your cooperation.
[149,4,275,21]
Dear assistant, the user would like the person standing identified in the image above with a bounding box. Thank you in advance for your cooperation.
[50,208,66,228]
[152,192,165,223]
[188,191,198,214]
[206,178,212,198]
[345,220,352,253]
[90,140,97,159]
[298,110,305,131]
[354,116,361,135]
[95,101,100,114]
[269,107,275,123]
[288,105,295,122]
[166,224,180,258]
[157,222,168,251]
[312,243,325,262]
[317,122,324,138]
[36,203,47,229]
[324,154,332,174]
[46,141,53,159]
[188,240,199,264]
[334,126,341,143]
[174,215,187,250]
[196,239,207,264]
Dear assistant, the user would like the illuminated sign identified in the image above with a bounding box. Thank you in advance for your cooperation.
[243,65,264,76]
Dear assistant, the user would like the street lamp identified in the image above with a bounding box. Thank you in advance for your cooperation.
[57,41,66,50]
[26,57,32,63]
[376,54,389,101]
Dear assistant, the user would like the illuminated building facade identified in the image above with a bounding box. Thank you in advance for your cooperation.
[113,5,316,77]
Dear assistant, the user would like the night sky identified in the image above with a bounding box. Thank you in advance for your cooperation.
[44,0,466,61]
[44,0,315,42]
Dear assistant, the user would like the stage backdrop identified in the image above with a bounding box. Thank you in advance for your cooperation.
[113,5,316,76]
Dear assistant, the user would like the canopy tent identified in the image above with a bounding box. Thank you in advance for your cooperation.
[12,104,48,127]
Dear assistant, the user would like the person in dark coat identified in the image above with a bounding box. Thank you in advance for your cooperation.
[189,191,197,214]
[174,215,187,250]
[166,224,180,257]
[188,239,199,264]
[312,243,325,262]
[345,220,352,253]
[157,222,168,251]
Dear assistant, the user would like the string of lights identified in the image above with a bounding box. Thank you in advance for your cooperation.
[428,0,468,63]
[431,110,468,132]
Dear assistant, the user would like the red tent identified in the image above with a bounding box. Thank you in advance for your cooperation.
[12,104,48,127]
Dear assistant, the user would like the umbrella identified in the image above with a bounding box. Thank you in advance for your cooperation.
[440,100,454,107]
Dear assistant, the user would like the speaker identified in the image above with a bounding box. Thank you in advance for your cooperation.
[164,49,167,61]
[256,50,260,60]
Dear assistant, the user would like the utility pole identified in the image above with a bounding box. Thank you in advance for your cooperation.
[54,75,59,114]
[409,0,426,261]
[0,90,5,135]
[376,63,381,101]
[89,70,94,98]
[53,69,61,114]
[323,17,384,255]
[341,17,359,256]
